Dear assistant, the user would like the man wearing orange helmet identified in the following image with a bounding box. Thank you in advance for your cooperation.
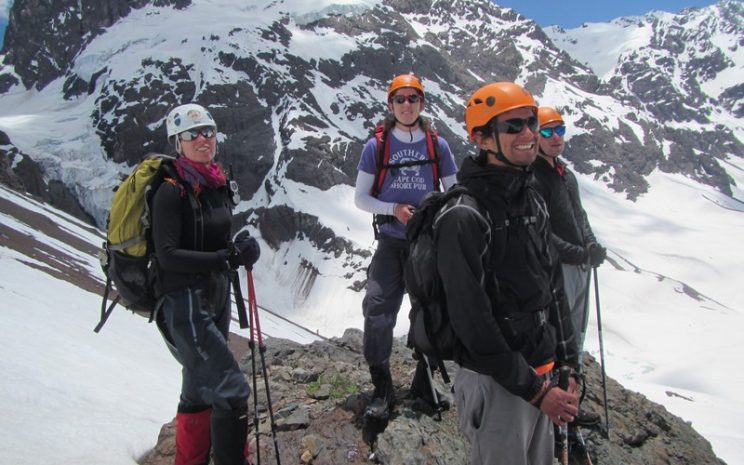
[532,106,606,427]
[434,82,579,464]
[354,73,458,420]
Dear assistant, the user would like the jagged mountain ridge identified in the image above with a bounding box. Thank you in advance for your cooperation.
[0,0,742,328]
[546,0,743,194]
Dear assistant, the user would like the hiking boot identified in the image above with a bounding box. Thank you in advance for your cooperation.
[365,364,395,420]
[573,409,601,427]
[211,408,249,465]
[409,359,451,412]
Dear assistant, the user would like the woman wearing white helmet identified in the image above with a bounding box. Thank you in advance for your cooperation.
[152,103,259,465]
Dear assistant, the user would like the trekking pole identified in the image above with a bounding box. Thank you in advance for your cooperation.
[593,266,610,438]
[246,271,262,465]
[558,366,570,465]
[247,271,282,465]
[572,428,594,465]
[229,269,249,329]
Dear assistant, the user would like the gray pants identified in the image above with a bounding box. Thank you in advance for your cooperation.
[157,275,250,414]
[454,368,554,465]
[562,264,591,355]
[362,235,408,367]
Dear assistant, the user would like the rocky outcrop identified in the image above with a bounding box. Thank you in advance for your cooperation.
[138,329,726,465]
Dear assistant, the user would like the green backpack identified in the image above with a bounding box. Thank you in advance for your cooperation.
[94,153,184,332]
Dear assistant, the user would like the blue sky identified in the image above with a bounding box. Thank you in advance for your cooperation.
[493,0,720,28]
[0,0,10,49]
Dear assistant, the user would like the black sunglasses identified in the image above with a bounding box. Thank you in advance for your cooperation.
[179,126,216,141]
[494,116,539,134]
[391,94,422,105]
[539,126,566,138]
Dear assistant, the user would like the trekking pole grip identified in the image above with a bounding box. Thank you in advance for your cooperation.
[558,366,570,390]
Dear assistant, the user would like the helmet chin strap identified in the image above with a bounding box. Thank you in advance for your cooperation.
[485,149,528,170]
[395,117,419,128]
[394,116,421,142]
[485,132,528,171]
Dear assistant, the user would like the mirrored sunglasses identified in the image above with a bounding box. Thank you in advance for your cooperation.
[494,116,539,134]
[539,126,566,138]
[392,94,422,105]
[179,126,216,141]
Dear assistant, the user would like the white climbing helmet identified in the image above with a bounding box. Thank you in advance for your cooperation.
[165,103,216,142]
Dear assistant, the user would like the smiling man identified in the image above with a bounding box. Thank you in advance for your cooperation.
[434,83,580,465]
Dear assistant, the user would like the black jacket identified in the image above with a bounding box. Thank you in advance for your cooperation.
[151,177,233,297]
[531,156,596,265]
[436,156,578,402]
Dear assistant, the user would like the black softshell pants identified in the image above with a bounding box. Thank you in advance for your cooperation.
[362,235,408,367]
[157,273,251,415]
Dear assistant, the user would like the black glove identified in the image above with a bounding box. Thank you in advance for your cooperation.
[233,230,260,270]
[219,248,241,270]
[586,242,606,267]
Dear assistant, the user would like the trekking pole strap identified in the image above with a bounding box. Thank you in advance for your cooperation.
[94,277,120,333]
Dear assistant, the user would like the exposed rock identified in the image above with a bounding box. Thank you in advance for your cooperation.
[138,329,726,465]
[252,203,371,263]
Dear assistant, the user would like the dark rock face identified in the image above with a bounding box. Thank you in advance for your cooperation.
[2,0,739,201]
[0,131,95,224]
[253,204,371,261]
[1,0,191,90]
[138,332,726,465]
[92,58,194,163]
[0,0,741,296]
[595,0,744,196]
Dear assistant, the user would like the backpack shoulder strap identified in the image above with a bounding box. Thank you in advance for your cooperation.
[424,129,441,191]
[373,126,444,196]
[372,125,388,198]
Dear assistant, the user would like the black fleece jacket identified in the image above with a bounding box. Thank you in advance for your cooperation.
[436,156,578,402]
[151,178,233,297]
[531,156,596,265]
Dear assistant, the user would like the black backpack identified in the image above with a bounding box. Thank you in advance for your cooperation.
[404,185,487,383]
[405,184,545,383]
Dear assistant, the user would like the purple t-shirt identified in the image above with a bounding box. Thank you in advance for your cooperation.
[357,131,458,239]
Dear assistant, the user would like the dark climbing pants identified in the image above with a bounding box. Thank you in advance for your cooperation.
[362,235,408,367]
[157,274,250,415]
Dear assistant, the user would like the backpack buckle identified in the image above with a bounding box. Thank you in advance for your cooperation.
[228,179,240,205]
[98,242,110,270]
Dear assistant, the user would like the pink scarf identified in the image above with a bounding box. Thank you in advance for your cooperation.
[173,156,227,193]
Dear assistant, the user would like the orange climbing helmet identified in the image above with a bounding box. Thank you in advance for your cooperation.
[465,82,537,139]
[538,106,564,127]
[387,73,425,101]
